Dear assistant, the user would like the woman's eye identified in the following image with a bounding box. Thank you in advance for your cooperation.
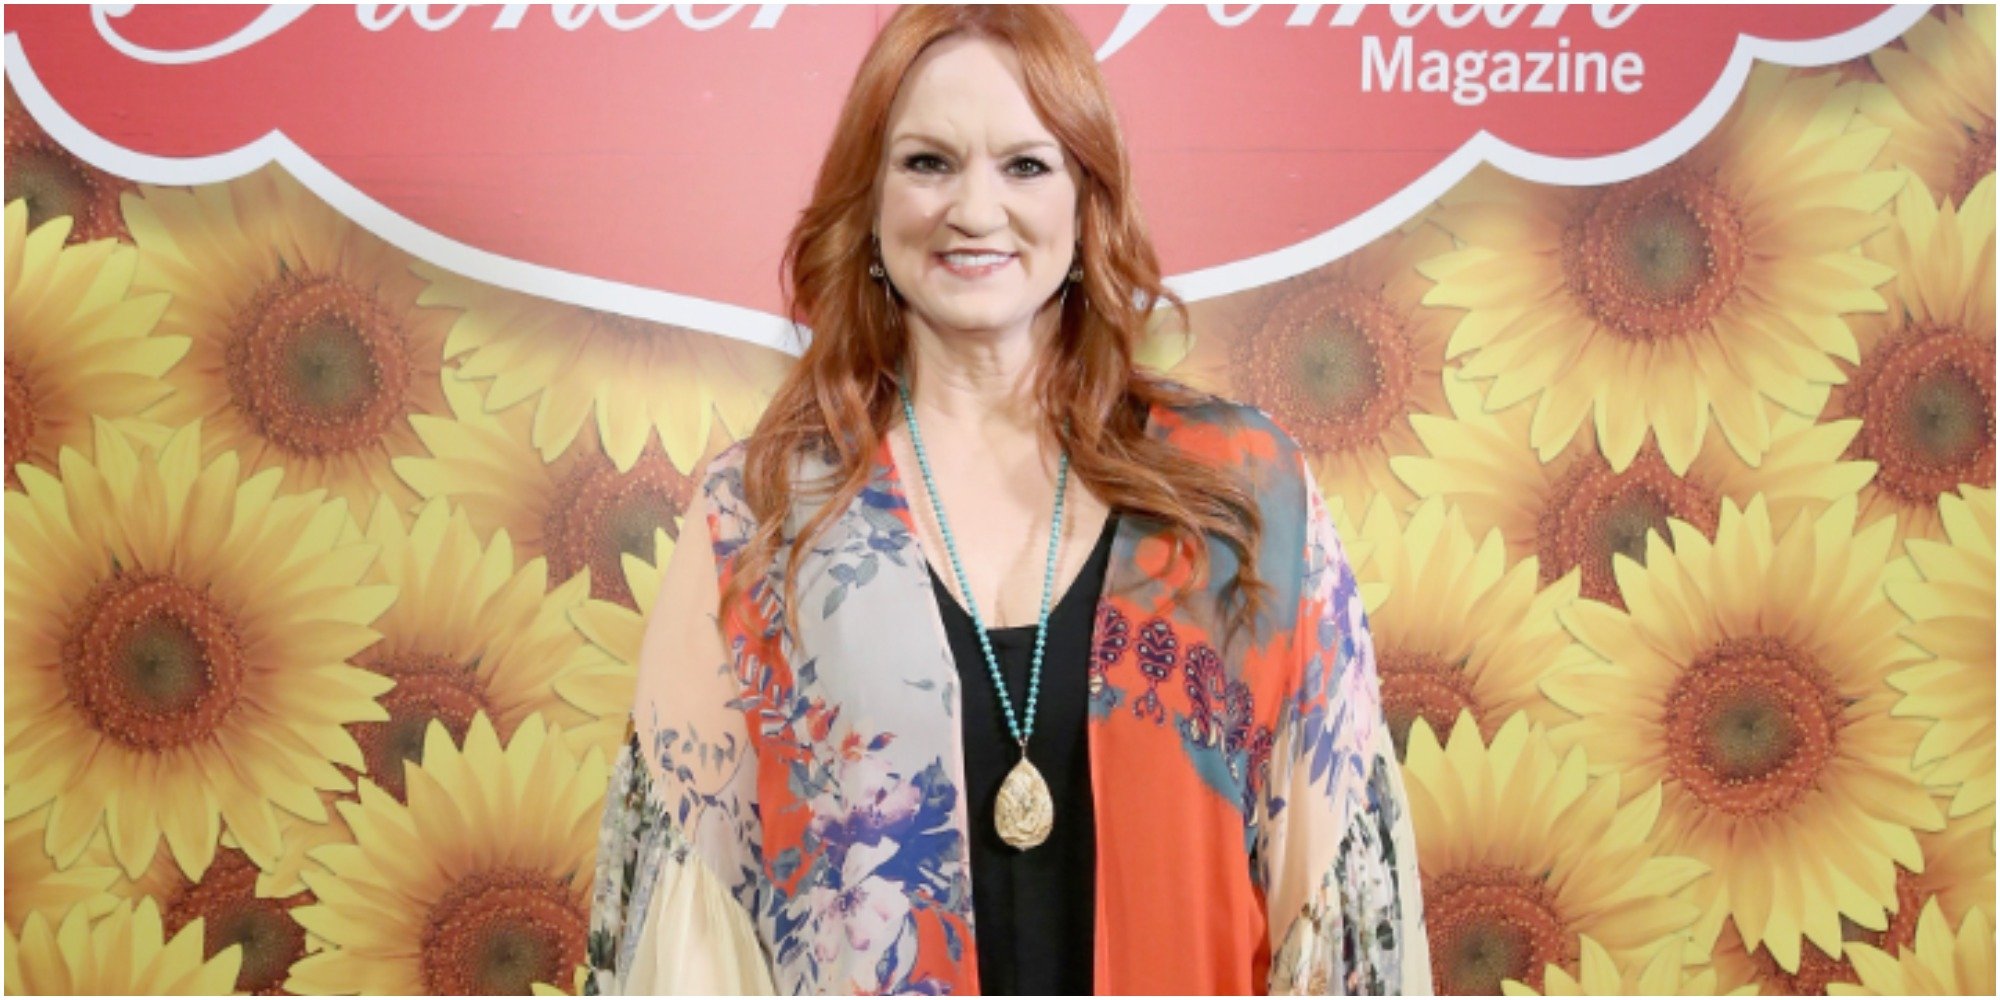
[1008,157,1052,178]
[903,153,949,174]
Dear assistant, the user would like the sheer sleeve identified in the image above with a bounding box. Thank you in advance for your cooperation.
[1259,461,1432,996]
[585,454,774,994]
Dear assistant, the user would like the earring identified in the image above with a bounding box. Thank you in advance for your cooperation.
[1067,263,1084,283]
[869,234,886,280]
[870,260,886,279]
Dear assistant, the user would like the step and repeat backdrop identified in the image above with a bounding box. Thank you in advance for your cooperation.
[4,4,1993,995]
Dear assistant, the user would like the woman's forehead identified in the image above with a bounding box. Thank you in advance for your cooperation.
[884,35,1058,151]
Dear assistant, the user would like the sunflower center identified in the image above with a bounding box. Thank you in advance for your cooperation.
[543,450,693,609]
[5,349,36,480]
[588,309,660,344]
[1952,118,1995,206]
[1375,650,1476,758]
[1846,327,1996,506]
[1738,901,1895,994]
[162,849,311,995]
[3,135,131,242]
[225,272,412,458]
[1565,166,1746,342]
[350,650,492,800]
[1537,449,1720,605]
[1663,636,1841,817]
[62,572,246,751]
[1426,866,1573,995]
[421,868,587,996]
[1230,283,1415,454]
[1879,866,1927,954]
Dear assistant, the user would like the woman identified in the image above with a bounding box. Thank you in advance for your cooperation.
[587,6,1428,995]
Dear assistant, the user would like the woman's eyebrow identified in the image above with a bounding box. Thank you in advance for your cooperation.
[887,132,1062,157]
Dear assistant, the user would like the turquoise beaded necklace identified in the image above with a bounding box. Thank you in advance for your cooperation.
[899,380,1067,850]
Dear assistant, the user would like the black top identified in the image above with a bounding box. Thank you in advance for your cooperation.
[928,515,1116,997]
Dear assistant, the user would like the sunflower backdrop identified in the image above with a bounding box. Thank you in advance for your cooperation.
[3,6,1994,996]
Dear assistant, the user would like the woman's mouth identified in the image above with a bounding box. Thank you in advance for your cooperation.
[936,251,1015,278]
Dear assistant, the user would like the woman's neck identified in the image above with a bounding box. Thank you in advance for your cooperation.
[902,307,1058,432]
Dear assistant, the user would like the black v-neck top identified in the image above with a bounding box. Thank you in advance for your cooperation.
[927,515,1116,997]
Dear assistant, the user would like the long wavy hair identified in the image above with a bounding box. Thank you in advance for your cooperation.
[729,5,1266,634]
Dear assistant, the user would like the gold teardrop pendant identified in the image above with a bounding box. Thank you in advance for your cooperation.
[995,756,1055,850]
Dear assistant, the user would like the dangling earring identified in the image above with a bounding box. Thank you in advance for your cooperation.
[869,235,887,280]
[1061,249,1084,312]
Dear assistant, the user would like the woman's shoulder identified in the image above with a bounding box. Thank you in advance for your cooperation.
[1143,378,1309,484]
[693,433,845,547]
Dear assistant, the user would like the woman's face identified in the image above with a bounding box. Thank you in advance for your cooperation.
[876,34,1080,346]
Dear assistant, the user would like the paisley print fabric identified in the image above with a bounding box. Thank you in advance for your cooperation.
[586,392,1429,995]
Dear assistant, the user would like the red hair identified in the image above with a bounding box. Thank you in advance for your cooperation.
[730,4,1266,632]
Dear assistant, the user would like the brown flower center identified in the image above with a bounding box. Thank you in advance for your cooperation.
[3,134,132,243]
[1376,650,1476,759]
[225,271,412,458]
[422,868,587,995]
[62,572,246,751]
[1952,118,1995,207]
[1564,166,1746,341]
[162,849,311,995]
[1843,326,1996,507]
[5,349,36,485]
[1663,637,1841,817]
[1735,875,1920,996]
[543,448,693,609]
[1426,866,1574,995]
[1537,449,1721,605]
[1736,869,1924,992]
[587,309,659,344]
[349,651,492,801]
[1231,281,1416,455]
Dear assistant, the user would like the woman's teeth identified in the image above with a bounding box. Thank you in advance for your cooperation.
[941,252,1011,267]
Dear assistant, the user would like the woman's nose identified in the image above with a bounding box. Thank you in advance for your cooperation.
[945,163,1007,235]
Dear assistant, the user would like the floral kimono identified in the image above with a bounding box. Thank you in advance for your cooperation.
[586,396,1430,995]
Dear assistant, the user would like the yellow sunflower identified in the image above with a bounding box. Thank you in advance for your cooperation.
[5,897,242,994]
[397,375,729,610]
[112,845,317,995]
[1171,222,1455,512]
[288,713,605,995]
[5,806,119,935]
[4,199,182,489]
[1862,5,1995,208]
[1394,368,1878,606]
[349,496,597,800]
[241,789,355,900]
[4,84,137,244]
[1345,497,1582,756]
[1422,65,1901,475]
[558,526,673,757]
[1545,496,1944,972]
[5,420,394,880]
[413,262,788,474]
[1828,901,1995,996]
[1886,485,1996,816]
[1502,936,1754,996]
[1709,799,1995,993]
[124,165,454,513]
[1829,174,1994,547]
[1402,713,1706,995]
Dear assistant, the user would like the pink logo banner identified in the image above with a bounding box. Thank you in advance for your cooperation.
[4,4,1914,346]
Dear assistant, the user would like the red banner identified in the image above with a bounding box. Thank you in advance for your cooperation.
[5,4,1914,345]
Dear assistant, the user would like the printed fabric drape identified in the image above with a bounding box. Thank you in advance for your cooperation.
[584,394,1431,995]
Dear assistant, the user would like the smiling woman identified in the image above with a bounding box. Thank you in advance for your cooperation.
[584,5,1427,995]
